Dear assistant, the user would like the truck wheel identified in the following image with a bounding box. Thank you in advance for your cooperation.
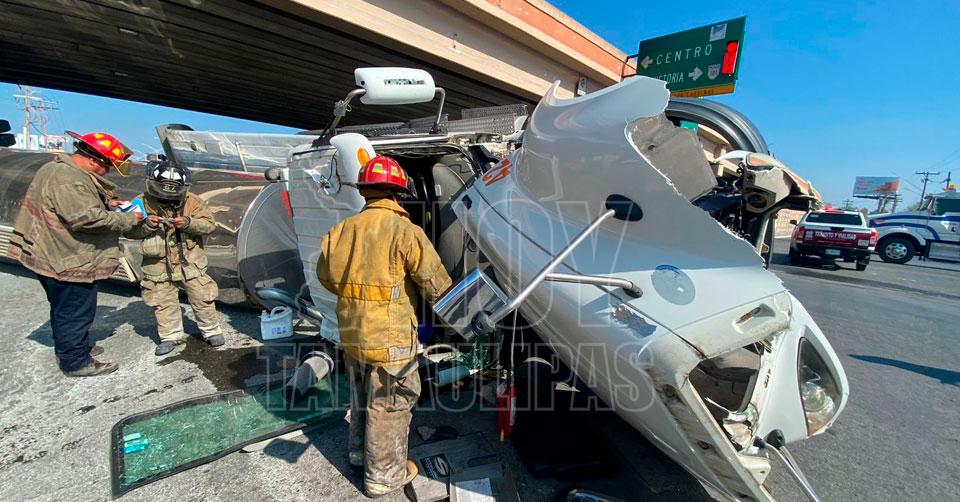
[788,248,800,264]
[856,260,868,271]
[878,237,915,264]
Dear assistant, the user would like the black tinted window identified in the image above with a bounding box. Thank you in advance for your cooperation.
[804,212,863,225]
[933,198,960,215]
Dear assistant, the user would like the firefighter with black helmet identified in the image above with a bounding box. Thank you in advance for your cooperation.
[126,160,223,356]
[317,154,452,497]
[9,131,141,377]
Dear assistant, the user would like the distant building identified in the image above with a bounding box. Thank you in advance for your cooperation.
[13,133,66,152]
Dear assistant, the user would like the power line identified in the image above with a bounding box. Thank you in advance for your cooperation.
[892,171,922,191]
[13,86,59,150]
[923,146,960,172]
[916,170,941,201]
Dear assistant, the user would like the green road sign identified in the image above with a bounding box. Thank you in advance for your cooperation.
[635,17,746,97]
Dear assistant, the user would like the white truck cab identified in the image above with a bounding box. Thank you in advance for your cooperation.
[869,189,960,263]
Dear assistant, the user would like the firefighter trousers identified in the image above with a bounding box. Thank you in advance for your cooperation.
[345,354,421,496]
[38,275,98,372]
[140,275,221,343]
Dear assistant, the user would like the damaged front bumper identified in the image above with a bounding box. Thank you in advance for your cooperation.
[635,292,848,501]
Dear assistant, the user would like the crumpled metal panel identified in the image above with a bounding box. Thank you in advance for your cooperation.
[628,114,717,201]
[160,129,312,172]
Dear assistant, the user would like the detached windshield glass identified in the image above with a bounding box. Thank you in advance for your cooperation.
[805,212,863,226]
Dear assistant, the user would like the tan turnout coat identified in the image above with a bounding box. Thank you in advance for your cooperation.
[317,198,452,367]
[8,153,137,282]
[124,192,216,282]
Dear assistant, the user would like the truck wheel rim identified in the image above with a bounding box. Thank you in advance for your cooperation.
[885,242,908,259]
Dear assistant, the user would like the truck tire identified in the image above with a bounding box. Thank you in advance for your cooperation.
[878,236,915,264]
[788,247,800,264]
[856,259,868,271]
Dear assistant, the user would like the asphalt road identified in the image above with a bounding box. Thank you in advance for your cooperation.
[0,240,956,501]
[763,239,959,501]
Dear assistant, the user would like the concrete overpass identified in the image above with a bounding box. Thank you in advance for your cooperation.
[0,0,633,129]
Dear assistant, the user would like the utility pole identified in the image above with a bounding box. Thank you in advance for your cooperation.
[13,86,58,150]
[916,170,941,202]
[944,171,953,190]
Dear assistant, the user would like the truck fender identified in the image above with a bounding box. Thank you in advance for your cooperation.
[876,228,925,248]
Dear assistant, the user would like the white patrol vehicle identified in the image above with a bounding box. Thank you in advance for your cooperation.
[869,189,960,263]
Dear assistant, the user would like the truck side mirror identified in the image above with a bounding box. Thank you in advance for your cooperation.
[432,269,509,341]
[789,219,798,225]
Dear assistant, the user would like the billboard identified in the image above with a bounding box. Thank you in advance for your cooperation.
[853,176,900,197]
[44,135,66,152]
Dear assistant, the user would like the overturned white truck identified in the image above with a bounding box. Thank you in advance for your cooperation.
[259,68,845,501]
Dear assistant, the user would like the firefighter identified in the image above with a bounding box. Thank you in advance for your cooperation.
[317,155,452,498]
[8,131,141,377]
[126,161,223,356]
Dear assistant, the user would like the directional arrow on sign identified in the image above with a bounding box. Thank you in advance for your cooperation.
[640,56,654,69]
[689,67,703,81]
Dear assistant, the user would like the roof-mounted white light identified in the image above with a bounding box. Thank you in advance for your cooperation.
[317,67,446,142]
[354,67,437,105]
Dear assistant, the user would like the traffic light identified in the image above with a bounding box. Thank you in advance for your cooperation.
[0,120,15,148]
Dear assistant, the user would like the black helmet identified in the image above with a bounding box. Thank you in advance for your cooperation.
[145,160,191,202]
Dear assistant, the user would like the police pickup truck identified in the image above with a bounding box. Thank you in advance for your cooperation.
[789,209,877,271]
[869,190,960,264]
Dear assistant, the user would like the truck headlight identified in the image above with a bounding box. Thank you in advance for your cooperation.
[798,339,840,435]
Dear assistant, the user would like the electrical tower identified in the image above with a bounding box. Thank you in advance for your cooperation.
[915,170,941,201]
[13,86,59,150]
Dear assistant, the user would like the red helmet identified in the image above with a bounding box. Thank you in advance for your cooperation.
[356,155,412,194]
[66,130,133,176]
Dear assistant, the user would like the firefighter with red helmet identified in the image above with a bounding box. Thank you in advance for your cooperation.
[317,154,452,497]
[8,131,142,377]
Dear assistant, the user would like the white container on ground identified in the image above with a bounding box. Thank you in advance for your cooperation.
[260,306,294,340]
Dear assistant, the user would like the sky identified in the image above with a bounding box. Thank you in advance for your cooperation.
[547,0,960,206]
[2,0,958,207]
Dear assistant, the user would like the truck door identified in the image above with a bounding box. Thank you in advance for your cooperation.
[928,197,960,261]
[286,135,371,342]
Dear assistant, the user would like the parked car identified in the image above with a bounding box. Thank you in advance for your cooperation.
[789,209,877,270]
